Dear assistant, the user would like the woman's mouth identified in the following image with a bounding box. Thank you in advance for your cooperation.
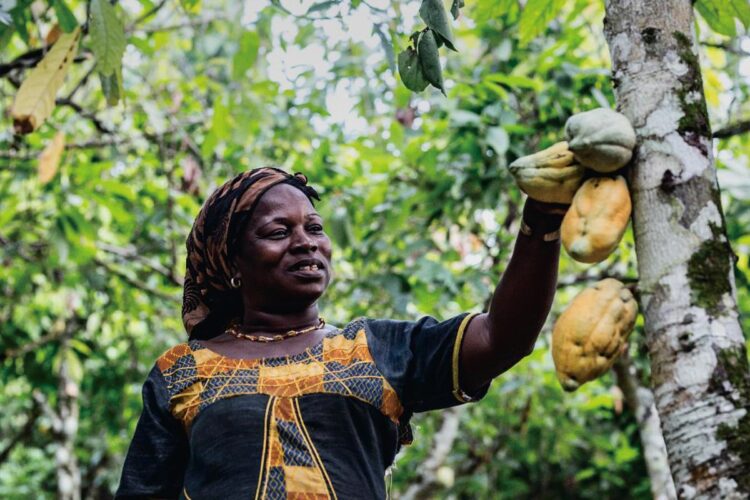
[288,259,325,278]
[297,264,319,272]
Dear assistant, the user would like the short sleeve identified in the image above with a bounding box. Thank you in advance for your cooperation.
[363,313,490,414]
[116,365,189,499]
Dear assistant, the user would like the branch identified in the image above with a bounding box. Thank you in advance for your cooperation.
[32,389,62,433]
[98,243,183,286]
[0,48,45,78]
[0,49,90,79]
[0,329,66,361]
[94,257,180,302]
[132,17,226,34]
[701,41,750,57]
[613,356,677,500]
[131,0,169,25]
[373,23,396,75]
[0,400,41,465]
[400,407,464,500]
[55,98,114,134]
[713,120,750,139]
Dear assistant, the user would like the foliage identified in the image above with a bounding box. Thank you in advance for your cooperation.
[1,0,749,498]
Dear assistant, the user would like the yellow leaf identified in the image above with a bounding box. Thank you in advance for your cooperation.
[704,68,723,108]
[12,27,81,134]
[38,132,66,184]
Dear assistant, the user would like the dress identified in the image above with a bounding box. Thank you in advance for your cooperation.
[116,313,489,499]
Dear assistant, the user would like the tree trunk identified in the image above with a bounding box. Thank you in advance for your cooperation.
[613,356,676,500]
[56,337,81,500]
[603,1,750,498]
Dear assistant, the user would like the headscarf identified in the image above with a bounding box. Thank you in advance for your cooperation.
[182,167,320,340]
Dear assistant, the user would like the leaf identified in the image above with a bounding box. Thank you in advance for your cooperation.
[486,73,544,92]
[38,131,65,184]
[486,126,509,155]
[419,0,456,51]
[89,0,126,76]
[306,0,337,14]
[232,30,260,80]
[518,0,566,47]
[52,0,77,32]
[11,27,81,134]
[695,0,750,36]
[450,109,481,127]
[695,0,737,35]
[45,24,61,45]
[450,0,464,20]
[0,7,12,25]
[418,29,445,94]
[99,69,122,106]
[64,348,84,384]
[398,45,429,92]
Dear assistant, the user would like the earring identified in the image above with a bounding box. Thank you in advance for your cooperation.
[230,276,242,289]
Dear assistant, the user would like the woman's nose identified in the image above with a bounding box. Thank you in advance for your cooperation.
[291,229,318,252]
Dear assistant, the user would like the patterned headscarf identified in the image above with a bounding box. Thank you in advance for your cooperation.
[182,167,320,340]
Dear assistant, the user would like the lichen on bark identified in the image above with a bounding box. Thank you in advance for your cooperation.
[672,31,711,141]
[713,346,750,492]
[686,222,731,315]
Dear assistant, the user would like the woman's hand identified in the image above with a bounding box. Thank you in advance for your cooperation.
[524,198,569,217]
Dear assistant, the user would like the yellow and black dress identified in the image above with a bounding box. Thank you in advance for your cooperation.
[116,313,489,499]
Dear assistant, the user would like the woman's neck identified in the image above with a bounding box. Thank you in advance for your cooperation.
[240,305,321,335]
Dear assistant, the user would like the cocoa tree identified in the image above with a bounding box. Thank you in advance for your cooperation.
[603,1,750,497]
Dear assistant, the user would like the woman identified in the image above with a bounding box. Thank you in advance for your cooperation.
[116,167,567,499]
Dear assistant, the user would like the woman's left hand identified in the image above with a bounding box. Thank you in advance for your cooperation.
[524,198,570,217]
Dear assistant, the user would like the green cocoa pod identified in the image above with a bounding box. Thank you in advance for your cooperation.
[564,108,636,173]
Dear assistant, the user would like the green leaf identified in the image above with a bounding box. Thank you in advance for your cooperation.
[418,29,444,94]
[12,5,29,43]
[486,126,509,155]
[518,0,566,47]
[99,69,122,106]
[450,0,464,20]
[232,30,260,80]
[64,348,84,384]
[306,0,337,15]
[419,0,456,51]
[89,0,126,76]
[695,0,750,36]
[486,73,544,92]
[52,0,77,32]
[398,45,429,92]
[696,0,736,35]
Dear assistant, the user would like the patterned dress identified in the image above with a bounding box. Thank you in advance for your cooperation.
[116,313,488,499]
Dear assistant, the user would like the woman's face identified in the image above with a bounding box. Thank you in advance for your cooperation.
[234,183,332,312]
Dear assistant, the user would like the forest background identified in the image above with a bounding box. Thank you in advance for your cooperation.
[1,0,749,498]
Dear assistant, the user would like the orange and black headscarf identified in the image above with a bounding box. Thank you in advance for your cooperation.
[182,167,319,340]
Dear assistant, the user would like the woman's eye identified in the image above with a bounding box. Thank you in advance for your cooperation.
[308,224,324,233]
[269,229,288,238]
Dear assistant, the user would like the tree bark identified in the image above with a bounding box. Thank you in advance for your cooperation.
[613,356,676,500]
[56,337,81,500]
[603,1,750,498]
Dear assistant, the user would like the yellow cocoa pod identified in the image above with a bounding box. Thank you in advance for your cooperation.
[552,278,638,392]
[564,108,636,172]
[561,176,632,263]
[508,141,585,204]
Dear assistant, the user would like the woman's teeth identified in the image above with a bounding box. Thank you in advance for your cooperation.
[299,264,319,271]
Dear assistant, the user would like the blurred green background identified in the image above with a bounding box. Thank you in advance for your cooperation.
[1,0,748,497]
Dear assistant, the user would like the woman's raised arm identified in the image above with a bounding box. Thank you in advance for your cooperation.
[459,198,568,393]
